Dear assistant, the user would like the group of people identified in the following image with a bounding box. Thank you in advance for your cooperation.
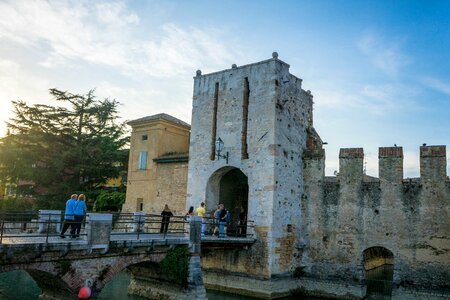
[60,193,87,239]
[183,202,247,238]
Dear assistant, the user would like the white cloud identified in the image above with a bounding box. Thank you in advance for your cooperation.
[0,0,240,78]
[357,33,410,77]
[358,83,420,114]
[312,81,420,115]
[421,77,450,96]
[0,0,243,136]
[403,151,420,178]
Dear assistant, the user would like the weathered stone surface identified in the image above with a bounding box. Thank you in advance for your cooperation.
[186,55,312,282]
[302,145,450,297]
[121,55,450,299]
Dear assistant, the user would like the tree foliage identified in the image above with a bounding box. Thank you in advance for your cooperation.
[160,246,189,287]
[93,190,126,212]
[0,89,128,209]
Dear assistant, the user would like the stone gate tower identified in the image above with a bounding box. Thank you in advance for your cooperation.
[186,53,321,295]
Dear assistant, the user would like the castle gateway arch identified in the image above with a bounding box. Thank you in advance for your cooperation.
[205,167,248,234]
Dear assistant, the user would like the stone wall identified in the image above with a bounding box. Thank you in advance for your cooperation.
[121,55,449,298]
[154,161,189,215]
[186,54,313,280]
[271,59,313,275]
[302,145,450,295]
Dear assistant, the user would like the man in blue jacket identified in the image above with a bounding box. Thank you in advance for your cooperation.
[60,194,77,238]
[71,194,87,239]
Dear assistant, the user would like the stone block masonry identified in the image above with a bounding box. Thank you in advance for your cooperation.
[187,53,313,282]
[121,53,449,299]
[302,144,450,297]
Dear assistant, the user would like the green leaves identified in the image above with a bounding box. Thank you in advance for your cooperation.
[0,88,129,209]
[93,190,126,212]
[160,246,190,287]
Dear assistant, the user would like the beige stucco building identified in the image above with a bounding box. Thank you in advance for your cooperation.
[122,114,190,215]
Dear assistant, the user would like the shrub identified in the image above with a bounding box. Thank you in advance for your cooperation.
[93,190,125,212]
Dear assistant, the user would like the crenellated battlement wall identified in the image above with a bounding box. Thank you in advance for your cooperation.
[302,144,450,292]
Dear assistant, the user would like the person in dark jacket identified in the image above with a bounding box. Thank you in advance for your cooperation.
[160,204,173,234]
[218,204,227,238]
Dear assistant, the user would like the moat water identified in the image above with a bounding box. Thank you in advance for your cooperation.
[0,270,328,299]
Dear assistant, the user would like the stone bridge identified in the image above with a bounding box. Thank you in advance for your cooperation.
[0,212,255,299]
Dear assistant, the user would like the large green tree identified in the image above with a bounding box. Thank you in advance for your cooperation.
[0,89,128,209]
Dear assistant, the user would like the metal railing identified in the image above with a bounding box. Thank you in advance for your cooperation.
[0,211,256,244]
[0,210,88,244]
[109,212,254,239]
[110,212,187,239]
[200,215,255,238]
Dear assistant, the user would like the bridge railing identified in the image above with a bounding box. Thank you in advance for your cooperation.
[198,216,255,238]
[0,210,89,244]
[0,210,256,244]
[109,212,187,238]
[105,212,254,239]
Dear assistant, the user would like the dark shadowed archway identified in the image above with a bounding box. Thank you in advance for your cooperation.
[363,246,394,299]
[205,167,248,235]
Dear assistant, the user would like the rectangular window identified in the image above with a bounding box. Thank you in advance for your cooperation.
[138,151,147,170]
[137,198,143,211]
[142,134,148,141]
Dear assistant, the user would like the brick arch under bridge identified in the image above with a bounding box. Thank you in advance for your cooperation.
[0,243,172,297]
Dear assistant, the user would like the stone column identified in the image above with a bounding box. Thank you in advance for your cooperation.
[188,216,206,300]
[38,210,61,234]
[86,213,112,253]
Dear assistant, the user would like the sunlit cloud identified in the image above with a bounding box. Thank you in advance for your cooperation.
[0,0,241,78]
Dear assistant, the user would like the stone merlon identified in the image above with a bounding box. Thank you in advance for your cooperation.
[379,147,403,157]
[420,145,446,157]
[339,148,364,158]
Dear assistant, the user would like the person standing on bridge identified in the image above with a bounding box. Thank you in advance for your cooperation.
[60,194,77,238]
[71,194,87,239]
[160,204,173,234]
[184,206,194,236]
[196,202,206,237]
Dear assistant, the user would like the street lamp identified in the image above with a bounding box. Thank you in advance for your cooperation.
[215,137,229,164]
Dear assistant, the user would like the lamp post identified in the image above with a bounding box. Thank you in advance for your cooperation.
[215,137,229,164]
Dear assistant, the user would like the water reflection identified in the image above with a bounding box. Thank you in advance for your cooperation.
[365,264,394,299]
[0,270,328,299]
[207,289,327,300]
[0,270,40,300]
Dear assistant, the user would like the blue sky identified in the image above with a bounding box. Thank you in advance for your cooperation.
[0,0,449,177]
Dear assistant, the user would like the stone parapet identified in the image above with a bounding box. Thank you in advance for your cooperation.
[38,210,61,234]
[86,213,112,252]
